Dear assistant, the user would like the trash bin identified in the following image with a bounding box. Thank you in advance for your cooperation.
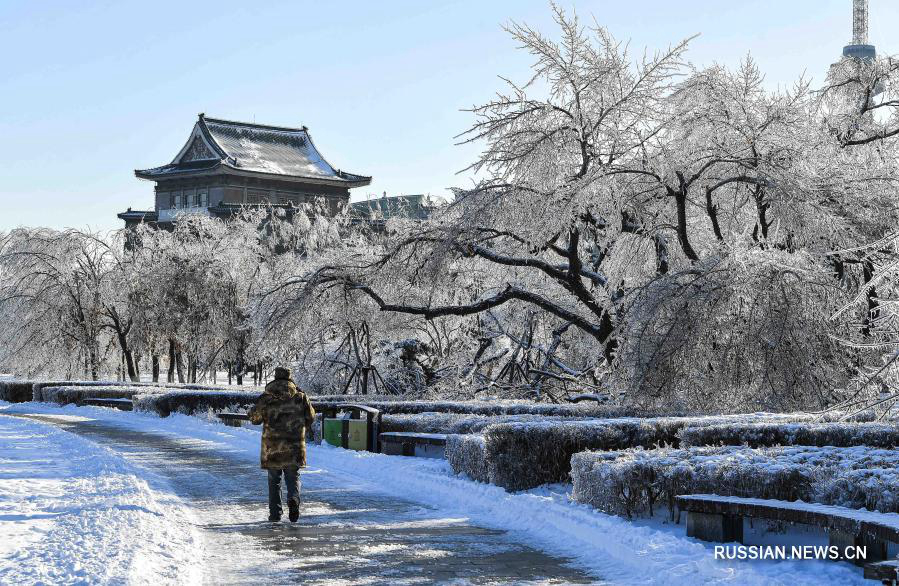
[323,417,346,448]
[320,404,380,452]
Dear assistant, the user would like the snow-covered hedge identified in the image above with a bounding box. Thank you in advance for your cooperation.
[0,380,38,402]
[571,445,899,518]
[445,434,489,483]
[40,385,162,406]
[480,413,822,491]
[678,421,899,448]
[379,412,590,435]
[482,418,691,491]
[31,380,250,402]
[31,380,133,402]
[133,389,263,417]
[312,399,641,418]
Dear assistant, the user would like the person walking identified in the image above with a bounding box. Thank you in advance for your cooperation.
[248,367,316,522]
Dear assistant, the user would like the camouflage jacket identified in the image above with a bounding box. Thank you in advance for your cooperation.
[248,378,316,469]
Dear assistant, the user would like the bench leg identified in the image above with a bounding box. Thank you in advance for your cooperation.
[686,512,743,543]
[830,530,887,566]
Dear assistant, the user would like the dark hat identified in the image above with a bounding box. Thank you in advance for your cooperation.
[274,366,292,381]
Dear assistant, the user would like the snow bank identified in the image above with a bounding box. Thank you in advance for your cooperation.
[0,402,867,585]
[572,445,899,519]
[0,411,202,585]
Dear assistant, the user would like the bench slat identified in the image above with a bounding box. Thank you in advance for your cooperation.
[676,495,899,543]
[82,398,133,411]
[379,432,447,446]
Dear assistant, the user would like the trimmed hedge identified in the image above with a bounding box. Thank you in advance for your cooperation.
[379,412,590,435]
[133,389,263,417]
[0,380,39,403]
[678,421,899,449]
[483,418,690,491]
[32,381,131,402]
[40,385,160,406]
[479,413,819,491]
[310,399,643,418]
[446,434,489,483]
[571,445,899,519]
[31,380,254,402]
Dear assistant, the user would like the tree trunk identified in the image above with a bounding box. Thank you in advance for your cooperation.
[167,339,176,383]
[672,186,699,261]
[151,355,160,383]
[175,349,185,383]
[862,260,880,338]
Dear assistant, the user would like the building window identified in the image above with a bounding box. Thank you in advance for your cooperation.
[198,189,208,208]
[185,190,195,207]
[174,192,182,208]
[247,188,269,204]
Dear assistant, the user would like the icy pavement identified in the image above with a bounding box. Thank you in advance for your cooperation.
[4,411,595,585]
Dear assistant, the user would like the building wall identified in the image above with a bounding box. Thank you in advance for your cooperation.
[153,173,351,212]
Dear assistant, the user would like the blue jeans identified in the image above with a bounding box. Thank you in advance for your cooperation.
[267,467,300,518]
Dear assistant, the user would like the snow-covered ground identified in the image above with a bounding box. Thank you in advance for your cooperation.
[0,401,871,585]
[0,411,202,585]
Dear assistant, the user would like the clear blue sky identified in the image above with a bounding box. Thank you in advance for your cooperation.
[0,0,895,231]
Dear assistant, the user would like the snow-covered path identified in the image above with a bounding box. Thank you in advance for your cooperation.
[3,410,595,585]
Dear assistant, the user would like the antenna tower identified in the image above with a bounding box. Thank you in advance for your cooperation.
[852,0,869,45]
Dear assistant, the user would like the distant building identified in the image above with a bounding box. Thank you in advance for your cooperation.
[119,114,371,228]
[350,193,445,224]
[842,0,875,62]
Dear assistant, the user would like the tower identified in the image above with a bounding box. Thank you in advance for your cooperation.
[843,0,876,61]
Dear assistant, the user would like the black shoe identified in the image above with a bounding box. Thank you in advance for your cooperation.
[269,514,281,522]
[288,498,300,522]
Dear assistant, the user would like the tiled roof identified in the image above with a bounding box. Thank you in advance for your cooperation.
[135,115,371,186]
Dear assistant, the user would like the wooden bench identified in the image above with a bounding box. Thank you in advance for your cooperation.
[677,494,899,566]
[218,401,334,429]
[82,398,133,411]
[379,432,447,459]
[866,560,899,584]
[217,412,250,427]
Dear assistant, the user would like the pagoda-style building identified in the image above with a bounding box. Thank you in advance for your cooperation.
[119,114,371,228]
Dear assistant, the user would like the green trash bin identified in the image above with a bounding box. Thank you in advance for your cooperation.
[323,418,346,448]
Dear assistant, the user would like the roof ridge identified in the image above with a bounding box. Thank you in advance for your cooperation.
[201,115,308,134]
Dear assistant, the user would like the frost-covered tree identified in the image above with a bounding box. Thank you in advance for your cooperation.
[286,6,899,410]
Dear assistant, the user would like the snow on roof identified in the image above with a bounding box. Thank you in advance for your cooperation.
[135,115,371,186]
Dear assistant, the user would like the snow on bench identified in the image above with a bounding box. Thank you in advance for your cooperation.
[216,412,249,427]
[379,431,447,459]
[81,398,134,411]
[677,494,899,565]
